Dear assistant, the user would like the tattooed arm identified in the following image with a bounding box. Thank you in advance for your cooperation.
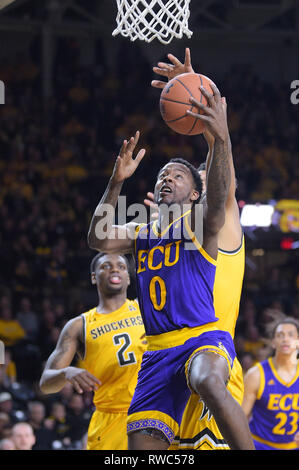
[187,84,230,259]
[39,317,101,394]
[202,128,242,252]
[204,137,230,235]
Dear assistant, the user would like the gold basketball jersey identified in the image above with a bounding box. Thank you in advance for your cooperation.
[214,236,245,338]
[80,299,146,412]
[169,236,246,450]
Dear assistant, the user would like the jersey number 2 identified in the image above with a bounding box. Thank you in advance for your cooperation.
[113,333,136,366]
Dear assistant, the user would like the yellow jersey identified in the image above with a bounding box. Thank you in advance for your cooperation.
[214,236,245,339]
[0,319,25,347]
[79,299,146,412]
[170,236,245,450]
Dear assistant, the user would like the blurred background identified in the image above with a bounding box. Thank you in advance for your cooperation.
[0,0,298,449]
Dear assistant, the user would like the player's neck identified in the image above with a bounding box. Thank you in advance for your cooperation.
[157,203,191,233]
[272,353,298,372]
[157,212,174,233]
[96,294,127,314]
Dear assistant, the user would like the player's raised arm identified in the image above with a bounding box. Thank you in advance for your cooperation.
[201,111,242,250]
[39,317,101,394]
[187,84,231,259]
[87,131,146,255]
[203,116,237,206]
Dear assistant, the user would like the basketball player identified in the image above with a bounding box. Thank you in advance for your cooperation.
[39,253,146,450]
[242,317,299,450]
[145,158,244,450]
[87,81,254,449]
[141,48,245,450]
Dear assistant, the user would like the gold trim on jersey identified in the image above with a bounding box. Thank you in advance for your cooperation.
[127,410,179,444]
[268,357,299,387]
[251,433,299,450]
[184,215,217,266]
[151,209,191,238]
[81,313,86,361]
[134,223,147,253]
[146,324,219,351]
[218,234,244,256]
[256,362,265,400]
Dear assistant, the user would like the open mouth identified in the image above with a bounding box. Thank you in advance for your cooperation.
[109,276,122,285]
[160,185,173,195]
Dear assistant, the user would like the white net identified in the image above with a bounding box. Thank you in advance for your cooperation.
[112,0,193,45]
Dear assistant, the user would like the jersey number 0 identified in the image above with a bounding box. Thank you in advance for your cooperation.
[149,276,166,311]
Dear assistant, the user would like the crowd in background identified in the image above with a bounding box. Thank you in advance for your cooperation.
[0,37,298,449]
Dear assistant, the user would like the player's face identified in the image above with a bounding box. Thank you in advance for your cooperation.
[154,163,199,206]
[272,323,299,356]
[93,254,130,294]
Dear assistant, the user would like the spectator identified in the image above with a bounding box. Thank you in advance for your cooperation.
[3,350,17,385]
[66,393,92,445]
[0,412,11,440]
[242,324,265,361]
[53,302,67,328]
[0,306,25,348]
[0,437,16,450]
[0,364,12,392]
[0,392,14,416]
[0,296,11,310]
[40,326,62,362]
[16,297,39,343]
[12,260,33,298]
[0,392,27,424]
[27,401,55,450]
[47,402,72,448]
[11,422,36,450]
[239,353,255,374]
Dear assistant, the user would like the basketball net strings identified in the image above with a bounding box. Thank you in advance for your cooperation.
[113,0,193,44]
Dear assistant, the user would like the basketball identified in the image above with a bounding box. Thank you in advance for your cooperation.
[159,73,215,135]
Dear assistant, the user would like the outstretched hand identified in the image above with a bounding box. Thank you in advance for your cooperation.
[187,84,229,142]
[151,47,194,90]
[111,130,146,184]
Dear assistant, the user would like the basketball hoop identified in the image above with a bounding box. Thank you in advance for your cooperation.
[112,0,193,45]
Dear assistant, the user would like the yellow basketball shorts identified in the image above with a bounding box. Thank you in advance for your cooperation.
[87,409,129,450]
[169,357,244,450]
